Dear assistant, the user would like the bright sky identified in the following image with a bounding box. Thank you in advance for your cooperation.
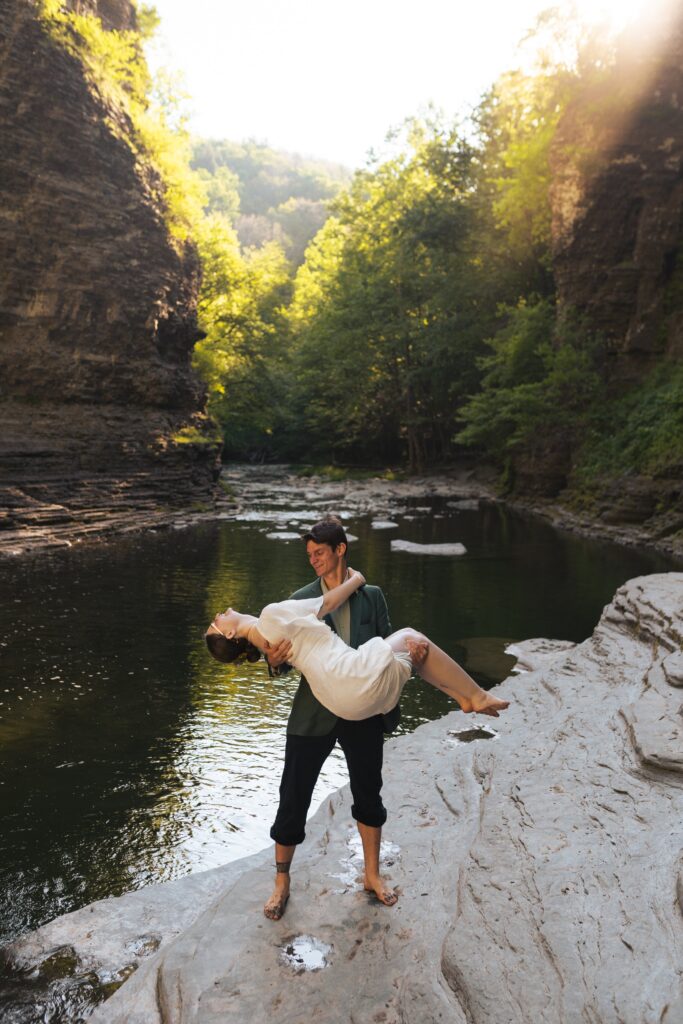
[146,0,650,168]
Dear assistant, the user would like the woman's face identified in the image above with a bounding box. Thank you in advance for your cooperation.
[209,608,243,639]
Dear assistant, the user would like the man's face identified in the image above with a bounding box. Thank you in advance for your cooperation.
[306,539,345,578]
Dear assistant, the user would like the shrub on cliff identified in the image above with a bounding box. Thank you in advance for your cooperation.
[576,362,683,482]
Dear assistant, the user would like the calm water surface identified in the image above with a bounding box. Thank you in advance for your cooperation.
[0,486,675,944]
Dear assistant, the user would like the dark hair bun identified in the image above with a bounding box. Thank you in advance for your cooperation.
[206,632,261,665]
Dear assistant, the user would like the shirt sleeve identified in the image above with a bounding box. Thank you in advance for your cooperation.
[278,596,324,620]
[257,596,324,644]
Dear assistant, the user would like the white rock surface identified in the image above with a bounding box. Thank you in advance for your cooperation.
[371,519,399,529]
[391,539,467,556]
[6,573,683,1023]
[505,637,577,672]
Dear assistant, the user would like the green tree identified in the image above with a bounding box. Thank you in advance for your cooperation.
[193,217,292,458]
[285,121,490,469]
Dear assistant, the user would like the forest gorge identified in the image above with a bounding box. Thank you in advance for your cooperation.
[2,0,682,550]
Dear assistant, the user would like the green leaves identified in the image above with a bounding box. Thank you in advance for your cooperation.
[282,123,486,469]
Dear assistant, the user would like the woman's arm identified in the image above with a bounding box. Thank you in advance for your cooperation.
[319,569,365,617]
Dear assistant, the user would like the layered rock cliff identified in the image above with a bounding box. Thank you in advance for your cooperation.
[551,11,683,380]
[516,8,683,545]
[0,0,218,555]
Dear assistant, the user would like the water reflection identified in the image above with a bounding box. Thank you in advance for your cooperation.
[0,488,674,945]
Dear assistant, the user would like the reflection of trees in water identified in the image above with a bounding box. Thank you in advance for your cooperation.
[193,525,310,724]
[0,529,224,941]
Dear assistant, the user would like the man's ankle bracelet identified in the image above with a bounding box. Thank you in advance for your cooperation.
[276,861,291,874]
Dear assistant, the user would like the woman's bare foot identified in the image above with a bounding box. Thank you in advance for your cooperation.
[364,873,398,906]
[470,692,510,718]
[264,880,290,920]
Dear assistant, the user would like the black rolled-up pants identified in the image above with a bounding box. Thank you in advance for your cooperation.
[269,714,387,846]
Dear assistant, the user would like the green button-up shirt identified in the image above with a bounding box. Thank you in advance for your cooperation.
[285,577,400,736]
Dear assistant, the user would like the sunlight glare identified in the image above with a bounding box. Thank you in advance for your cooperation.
[574,0,649,33]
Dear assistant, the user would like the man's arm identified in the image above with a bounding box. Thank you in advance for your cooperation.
[376,587,391,638]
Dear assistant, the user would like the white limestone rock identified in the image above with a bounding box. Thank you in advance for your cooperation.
[505,637,577,672]
[391,539,466,556]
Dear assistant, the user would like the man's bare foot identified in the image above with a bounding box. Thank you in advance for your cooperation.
[264,883,290,920]
[363,873,398,906]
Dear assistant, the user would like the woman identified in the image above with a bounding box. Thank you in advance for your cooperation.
[206,569,510,720]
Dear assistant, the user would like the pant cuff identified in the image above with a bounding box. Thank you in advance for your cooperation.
[351,805,387,829]
[270,824,306,846]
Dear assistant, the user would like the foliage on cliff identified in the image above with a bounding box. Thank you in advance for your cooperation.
[38,0,205,241]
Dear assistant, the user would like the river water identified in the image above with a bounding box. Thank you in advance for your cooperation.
[0,467,675,946]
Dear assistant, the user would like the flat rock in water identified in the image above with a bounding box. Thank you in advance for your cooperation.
[371,520,399,529]
[447,498,480,510]
[391,539,466,555]
[265,531,301,541]
[7,573,683,1024]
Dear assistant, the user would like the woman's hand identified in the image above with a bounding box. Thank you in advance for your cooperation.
[347,567,366,588]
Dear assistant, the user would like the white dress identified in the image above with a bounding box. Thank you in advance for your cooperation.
[256,596,413,721]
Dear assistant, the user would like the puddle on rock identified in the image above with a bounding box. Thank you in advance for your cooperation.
[448,726,499,743]
[280,935,332,972]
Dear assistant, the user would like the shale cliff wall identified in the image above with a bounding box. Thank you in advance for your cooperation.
[513,9,683,543]
[551,12,683,381]
[0,0,218,555]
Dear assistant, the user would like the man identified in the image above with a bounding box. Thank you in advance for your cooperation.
[263,515,402,920]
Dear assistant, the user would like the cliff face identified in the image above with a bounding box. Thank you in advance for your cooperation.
[0,0,218,554]
[550,11,683,382]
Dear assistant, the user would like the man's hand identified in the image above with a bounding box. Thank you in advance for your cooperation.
[406,639,429,669]
[264,638,293,671]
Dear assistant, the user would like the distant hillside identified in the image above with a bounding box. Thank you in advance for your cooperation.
[191,139,351,264]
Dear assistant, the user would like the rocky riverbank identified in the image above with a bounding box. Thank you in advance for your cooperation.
[3,572,682,1023]
[3,461,682,564]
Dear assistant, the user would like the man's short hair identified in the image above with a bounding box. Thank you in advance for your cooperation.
[303,514,348,553]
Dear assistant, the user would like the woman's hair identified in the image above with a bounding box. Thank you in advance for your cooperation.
[205,632,261,665]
